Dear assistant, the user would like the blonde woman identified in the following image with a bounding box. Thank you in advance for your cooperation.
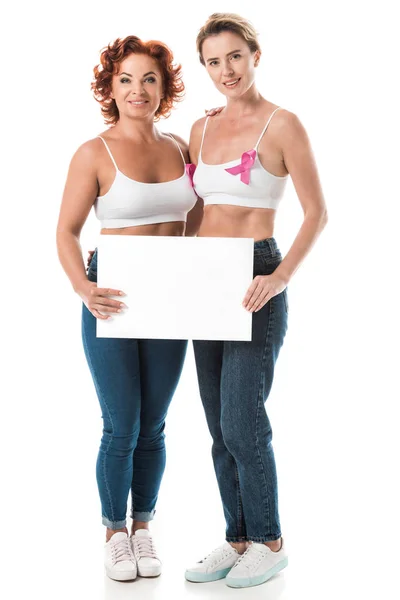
[185,13,327,588]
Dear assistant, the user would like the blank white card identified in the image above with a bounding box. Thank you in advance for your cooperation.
[96,236,254,341]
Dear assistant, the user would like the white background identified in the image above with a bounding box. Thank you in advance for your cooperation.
[2,1,399,599]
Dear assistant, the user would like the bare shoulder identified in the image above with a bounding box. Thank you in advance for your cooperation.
[166,132,190,162]
[188,117,208,163]
[190,116,208,137]
[189,116,208,156]
[271,108,308,141]
[167,132,189,153]
[72,136,105,164]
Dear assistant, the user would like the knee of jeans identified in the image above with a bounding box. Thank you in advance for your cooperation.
[135,429,166,450]
[211,435,227,457]
[221,418,273,459]
[220,421,249,459]
[207,420,225,445]
[136,418,166,442]
[100,426,140,457]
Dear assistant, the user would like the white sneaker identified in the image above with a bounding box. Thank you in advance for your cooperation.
[185,542,239,583]
[225,539,288,588]
[131,529,162,577]
[104,531,137,581]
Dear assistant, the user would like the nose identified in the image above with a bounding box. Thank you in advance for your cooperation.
[222,60,234,77]
[129,79,145,95]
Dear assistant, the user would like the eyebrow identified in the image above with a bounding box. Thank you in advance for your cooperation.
[206,49,242,63]
[119,71,158,77]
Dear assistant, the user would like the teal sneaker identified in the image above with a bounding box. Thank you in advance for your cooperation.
[225,540,288,588]
[185,542,239,583]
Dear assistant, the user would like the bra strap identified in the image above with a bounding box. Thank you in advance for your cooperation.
[167,134,186,168]
[254,107,282,150]
[98,136,118,170]
[198,117,210,160]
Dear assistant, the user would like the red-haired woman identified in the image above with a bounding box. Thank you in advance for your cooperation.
[56,36,201,582]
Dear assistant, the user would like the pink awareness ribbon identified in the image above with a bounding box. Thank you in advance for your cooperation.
[225,149,256,185]
[185,163,196,187]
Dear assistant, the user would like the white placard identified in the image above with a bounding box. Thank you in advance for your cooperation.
[96,236,254,341]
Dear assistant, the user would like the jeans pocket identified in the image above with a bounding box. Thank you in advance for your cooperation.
[283,288,289,313]
[256,256,282,277]
[87,261,97,283]
[86,249,98,282]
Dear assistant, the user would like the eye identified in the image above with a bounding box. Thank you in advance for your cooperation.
[231,54,241,60]
[144,76,156,83]
[120,77,130,83]
[209,60,219,67]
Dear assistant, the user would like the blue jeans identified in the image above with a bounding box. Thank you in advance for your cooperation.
[82,249,188,529]
[193,237,288,543]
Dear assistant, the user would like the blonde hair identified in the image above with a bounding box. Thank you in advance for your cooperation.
[196,13,261,66]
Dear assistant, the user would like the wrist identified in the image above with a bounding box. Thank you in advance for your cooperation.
[73,277,90,296]
[274,266,292,286]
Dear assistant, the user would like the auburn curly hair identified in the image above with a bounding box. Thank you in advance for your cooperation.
[92,36,184,124]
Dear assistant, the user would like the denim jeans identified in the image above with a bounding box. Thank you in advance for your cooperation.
[193,237,288,543]
[82,249,188,529]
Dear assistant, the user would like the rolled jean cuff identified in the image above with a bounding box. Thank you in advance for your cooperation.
[246,534,282,543]
[102,516,127,529]
[225,533,282,543]
[131,509,156,522]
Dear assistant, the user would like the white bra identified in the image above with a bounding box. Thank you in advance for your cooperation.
[193,107,288,210]
[94,135,197,228]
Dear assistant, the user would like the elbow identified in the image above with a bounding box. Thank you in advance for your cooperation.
[56,227,80,257]
[303,207,328,234]
[320,208,328,229]
[304,206,328,225]
[56,225,80,242]
[56,227,68,248]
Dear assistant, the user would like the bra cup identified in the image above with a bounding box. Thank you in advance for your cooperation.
[94,171,197,227]
[194,106,287,210]
[193,155,287,210]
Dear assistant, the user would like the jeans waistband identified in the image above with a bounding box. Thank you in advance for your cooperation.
[253,237,279,256]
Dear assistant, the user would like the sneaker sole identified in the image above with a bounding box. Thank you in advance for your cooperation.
[137,566,162,577]
[105,567,137,581]
[225,556,288,588]
[185,566,233,583]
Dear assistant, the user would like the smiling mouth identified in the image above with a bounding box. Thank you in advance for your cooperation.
[128,100,148,105]
[223,78,241,87]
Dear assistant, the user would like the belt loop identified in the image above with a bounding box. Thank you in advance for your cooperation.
[267,238,276,257]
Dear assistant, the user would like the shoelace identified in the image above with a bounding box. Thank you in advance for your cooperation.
[200,545,230,565]
[234,544,266,568]
[133,536,157,559]
[111,537,134,563]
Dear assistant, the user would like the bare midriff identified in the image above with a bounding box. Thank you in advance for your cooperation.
[100,221,186,236]
[197,205,276,241]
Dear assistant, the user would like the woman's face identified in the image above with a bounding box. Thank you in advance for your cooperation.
[111,53,164,120]
[202,31,260,98]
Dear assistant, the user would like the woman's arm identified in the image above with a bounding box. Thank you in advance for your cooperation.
[188,117,206,166]
[170,130,204,237]
[56,140,125,319]
[185,198,204,237]
[243,111,328,312]
[274,111,328,284]
[56,141,99,292]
